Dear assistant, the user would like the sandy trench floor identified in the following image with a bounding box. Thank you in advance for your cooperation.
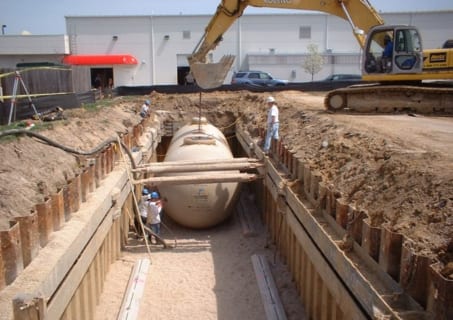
[94,208,306,320]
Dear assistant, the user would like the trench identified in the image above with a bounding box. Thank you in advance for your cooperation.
[0,113,450,320]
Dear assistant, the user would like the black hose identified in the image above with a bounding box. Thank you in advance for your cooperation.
[0,128,138,171]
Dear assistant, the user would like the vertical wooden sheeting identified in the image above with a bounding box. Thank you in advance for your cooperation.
[304,260,313,317]
[309,171,320,204]
[0,236,4,290]
[348,207,365,245]
[400,242,432,309]
[113,218,121,260]
[313,273,322,319]
[361,220,381,262]
[101,150,107,178]
[296,159,305,183]
[291,153,299,179]
[427,262,453,320]
[106,148,111,175]
[317,183,327,214]
[120,195,132,248]
[61,214,122,319]
[81,168,90,203]
[379,227,403,281]
[51,188,65,231]
[35,197,53,247]
[94,154,102,188]
[325,187,337,218]
[123,132,131,150]
[288,231,295,279]
[14,211,39,268]
[303,164,311,197]
[299,248,307,300]
[294,239,301,294]
[69,175,81,215]
[335,198,348,229]
[1,221,23,285]
[88,163,96,193]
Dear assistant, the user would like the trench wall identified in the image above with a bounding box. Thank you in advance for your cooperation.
[0,116,161,320]
[236,126,452,320]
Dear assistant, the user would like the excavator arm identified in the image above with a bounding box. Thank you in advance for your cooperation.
[189,0,384,88]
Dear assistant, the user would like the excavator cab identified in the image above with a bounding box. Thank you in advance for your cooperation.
[363,25,423,76]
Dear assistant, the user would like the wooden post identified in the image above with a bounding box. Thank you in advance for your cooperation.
[81,168,90,203]
[51,188,65,231]
[94,154,101,188]
[361,220,381,262]
[400,242,433,308]
[0,237,5,290]
[15,211,39,268]
[69,175,81,213]
[348,207,365,245]
[303,164,311,197]
[88,163,95,192]
[1,221,23,285]
[379,227,403,281]
[427,262,453,320]
[335,198,348,229]
[36,197,53,247]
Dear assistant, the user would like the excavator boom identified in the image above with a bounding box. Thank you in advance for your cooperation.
[190,1,453,114]
[189,0,384,88]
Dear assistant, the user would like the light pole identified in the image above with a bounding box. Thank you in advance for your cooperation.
[1,25,6,35]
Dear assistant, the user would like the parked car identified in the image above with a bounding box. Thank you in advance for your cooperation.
[322,74,362,81]
[231,71,289,86]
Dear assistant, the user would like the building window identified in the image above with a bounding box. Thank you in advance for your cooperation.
[183,30,191,39]
[299,26,311,39]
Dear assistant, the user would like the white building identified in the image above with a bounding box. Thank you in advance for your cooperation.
[0,11,452,89]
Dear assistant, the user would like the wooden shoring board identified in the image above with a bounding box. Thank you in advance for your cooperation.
[44,170,131,320]
[235,127,424,318]
[0,168,130,320]
[285,210,366,319]
[251,254,287,320]
[285,185,418,318]
[117,259,150,320]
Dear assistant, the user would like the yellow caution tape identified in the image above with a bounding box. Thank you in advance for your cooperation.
[0,92,73,100]
[0,66,71,79]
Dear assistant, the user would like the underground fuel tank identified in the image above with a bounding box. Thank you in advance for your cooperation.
[158,117,240,229]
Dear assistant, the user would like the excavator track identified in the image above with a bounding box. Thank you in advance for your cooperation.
[325,84,453,114]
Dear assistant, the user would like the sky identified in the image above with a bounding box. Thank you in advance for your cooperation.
[1,0,452,35]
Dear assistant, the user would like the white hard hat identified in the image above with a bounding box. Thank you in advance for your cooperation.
[266,96,275,103]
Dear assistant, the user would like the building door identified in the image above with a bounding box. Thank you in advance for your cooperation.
[90,68,113,91]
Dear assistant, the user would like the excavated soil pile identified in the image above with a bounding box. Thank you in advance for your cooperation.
[0,90,452,275]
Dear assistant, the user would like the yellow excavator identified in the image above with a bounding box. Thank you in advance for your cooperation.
[188,0,453,113]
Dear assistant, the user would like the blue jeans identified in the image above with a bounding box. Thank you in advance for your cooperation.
[264,123,279,152]
[149,223,160,236]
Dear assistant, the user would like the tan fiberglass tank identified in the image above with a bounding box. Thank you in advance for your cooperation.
[158,117,239,229]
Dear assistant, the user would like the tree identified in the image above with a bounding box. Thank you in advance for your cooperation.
[302,44,324,81]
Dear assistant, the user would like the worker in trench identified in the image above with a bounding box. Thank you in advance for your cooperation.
[146,191,164,244]
[263,96,279,155]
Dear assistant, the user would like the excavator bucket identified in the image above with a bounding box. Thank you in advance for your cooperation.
[190,55,235,90]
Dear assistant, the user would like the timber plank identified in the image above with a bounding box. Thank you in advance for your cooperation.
[251,254,287,320]
[117,258,150,320]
